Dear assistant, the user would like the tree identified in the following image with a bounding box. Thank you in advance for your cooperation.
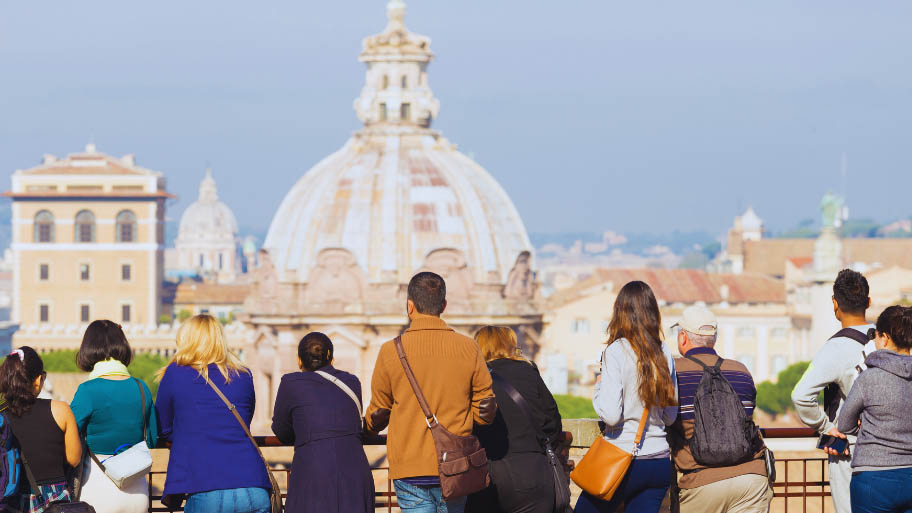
[177,309,192,323]
[755,361,813,416]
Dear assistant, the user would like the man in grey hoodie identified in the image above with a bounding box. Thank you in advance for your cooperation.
[791,269,875,513]
[836,305,912,513]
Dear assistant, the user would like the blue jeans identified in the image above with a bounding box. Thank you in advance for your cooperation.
[184,487,271,513]
[851,468,912,513]
[573,457,671,513]
[394,480,467,513]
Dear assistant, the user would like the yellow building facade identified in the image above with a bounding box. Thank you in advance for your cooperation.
[7,144,169,349]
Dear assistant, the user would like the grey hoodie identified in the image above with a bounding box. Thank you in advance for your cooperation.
[837,350,912,470]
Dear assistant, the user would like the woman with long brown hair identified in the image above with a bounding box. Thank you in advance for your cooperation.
[574,281,678,513]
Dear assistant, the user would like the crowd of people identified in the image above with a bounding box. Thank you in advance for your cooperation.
[0,268,908,513]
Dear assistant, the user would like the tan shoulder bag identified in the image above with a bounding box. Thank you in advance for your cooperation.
[570,408,649,501]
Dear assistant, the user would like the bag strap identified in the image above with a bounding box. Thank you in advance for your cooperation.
[314,370,362,415]
[683,353,721,370]
[489,369,550,446]
[632,407,649,455]
[392,335,439,428]
[829,328,870,346]
[87,378,149,473]
[203,375,282,505]
[19,447,44,501]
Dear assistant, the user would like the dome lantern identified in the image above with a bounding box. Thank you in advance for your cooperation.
[354,0,439,128]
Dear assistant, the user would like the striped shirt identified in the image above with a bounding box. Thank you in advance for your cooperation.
[676,347,757,421]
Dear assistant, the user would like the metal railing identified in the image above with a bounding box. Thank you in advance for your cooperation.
[146,426,831,513]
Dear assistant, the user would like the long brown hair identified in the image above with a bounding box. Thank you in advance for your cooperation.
[606,281,677,409]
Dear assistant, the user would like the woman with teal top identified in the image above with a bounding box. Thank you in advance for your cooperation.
[70,320,158,513]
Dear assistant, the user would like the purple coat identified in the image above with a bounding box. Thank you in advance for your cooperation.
[271,366,374,513]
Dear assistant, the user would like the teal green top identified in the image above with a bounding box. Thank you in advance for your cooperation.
[71,377,158,455]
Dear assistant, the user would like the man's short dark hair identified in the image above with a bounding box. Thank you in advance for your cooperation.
[76,320,133,371]
[407,272,447,316]
[833,269,869,315]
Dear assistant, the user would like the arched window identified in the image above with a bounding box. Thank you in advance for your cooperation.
[116,210,137,243]
[74,210,95,243]
[401,75,408,88]
[33,210,55,243]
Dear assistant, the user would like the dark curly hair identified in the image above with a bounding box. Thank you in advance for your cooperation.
[833,269,869,316]
[876,305,912,350]
[0,346,45,417]
[76,320,133,372]
[298,332,333,371]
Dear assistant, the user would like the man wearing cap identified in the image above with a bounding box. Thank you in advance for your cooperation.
[667,306,773,513]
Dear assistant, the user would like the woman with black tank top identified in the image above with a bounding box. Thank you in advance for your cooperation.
[0,346,82,513]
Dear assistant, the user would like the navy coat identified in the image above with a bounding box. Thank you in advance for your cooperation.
[271,366,374,513]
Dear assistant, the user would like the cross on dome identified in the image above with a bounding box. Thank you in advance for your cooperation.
[198,167,219,202]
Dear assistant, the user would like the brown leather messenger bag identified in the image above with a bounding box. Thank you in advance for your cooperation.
[393,336,490,500]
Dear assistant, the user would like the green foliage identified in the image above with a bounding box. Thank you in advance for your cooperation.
[755,361,819,416]
[678,252,709,269]
[554,394,598,419]
[34,350,168,398]
[158,314,173,325]
[841,218,881,238]
[701,241,722,260]
[177,309,192,323]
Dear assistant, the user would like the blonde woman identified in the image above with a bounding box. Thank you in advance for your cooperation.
[154,315,271,513]
[466,326,563,513]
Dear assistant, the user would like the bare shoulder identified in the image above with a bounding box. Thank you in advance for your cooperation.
[49,400,74,427]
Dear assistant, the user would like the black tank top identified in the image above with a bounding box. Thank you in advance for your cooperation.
[8,399,66,484]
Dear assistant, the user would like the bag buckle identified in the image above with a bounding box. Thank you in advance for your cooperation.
[425,415,439,428]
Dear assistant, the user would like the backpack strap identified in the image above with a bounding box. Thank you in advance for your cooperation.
[684,353,723,371]
[829,328,869,346]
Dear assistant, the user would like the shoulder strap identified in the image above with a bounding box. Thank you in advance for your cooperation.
[829,328,869,346]
[490,370,549,444]
[203,374,282,504]
[314,370,362,415]
[392,335,438,427]
[19,446,43,500]
[684,353,714,370]
[632,408,650,455]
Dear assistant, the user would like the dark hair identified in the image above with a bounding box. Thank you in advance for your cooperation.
[833,269,869,315]
[607,281,677,409]
[407,272,447,316]
[76,320,133,372]
[0,346,45,416]
[298,332,333,371]
[876,305,912,350]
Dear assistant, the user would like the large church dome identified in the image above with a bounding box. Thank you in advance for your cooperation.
[261,0,534,303]
[174,169,241,281]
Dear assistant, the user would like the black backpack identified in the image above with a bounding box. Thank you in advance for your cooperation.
[685,355,762,467]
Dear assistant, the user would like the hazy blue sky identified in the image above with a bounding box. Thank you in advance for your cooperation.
[2,1,911,240]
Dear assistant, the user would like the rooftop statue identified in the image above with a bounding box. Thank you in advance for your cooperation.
[820,191,845,230]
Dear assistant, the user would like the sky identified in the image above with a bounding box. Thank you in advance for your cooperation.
[2,1,911,241]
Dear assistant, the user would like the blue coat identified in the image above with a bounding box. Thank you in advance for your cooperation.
[272,366,374,513]
[156,363,271,496]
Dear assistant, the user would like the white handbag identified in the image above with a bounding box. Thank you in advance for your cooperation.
[88,379,153,488]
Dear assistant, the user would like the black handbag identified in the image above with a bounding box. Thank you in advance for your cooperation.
[490,369,573,513]
[20,451,96,513]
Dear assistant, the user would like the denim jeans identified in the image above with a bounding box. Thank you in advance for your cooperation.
[394,480,468,513]
[850,468,912,513]
[573,457,671,513]
[184,487,271,513]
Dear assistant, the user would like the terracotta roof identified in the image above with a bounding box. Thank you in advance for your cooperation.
[787,257,813,268]
[745,238,912,276]
[549,268,785,307]
[173,282,250,305]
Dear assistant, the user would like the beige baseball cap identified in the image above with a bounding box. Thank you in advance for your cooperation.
[671,305,718,336]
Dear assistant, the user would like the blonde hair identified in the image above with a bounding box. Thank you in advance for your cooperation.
[156,314,247,382]
[475,326,527,363]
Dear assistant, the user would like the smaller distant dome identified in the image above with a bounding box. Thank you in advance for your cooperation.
[177,169,238,243]
[740,207,763,231]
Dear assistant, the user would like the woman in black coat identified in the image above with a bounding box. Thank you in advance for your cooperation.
[467,326,563,513]
[271,332,374,513]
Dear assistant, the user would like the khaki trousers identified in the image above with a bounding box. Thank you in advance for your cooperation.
[679,473,773,513]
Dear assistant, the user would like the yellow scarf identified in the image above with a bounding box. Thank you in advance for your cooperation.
[88,358,131,380]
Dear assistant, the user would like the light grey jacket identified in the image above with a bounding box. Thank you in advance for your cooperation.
[837,350,912,469]
[791,324,875,435]
[593,338,678,456]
